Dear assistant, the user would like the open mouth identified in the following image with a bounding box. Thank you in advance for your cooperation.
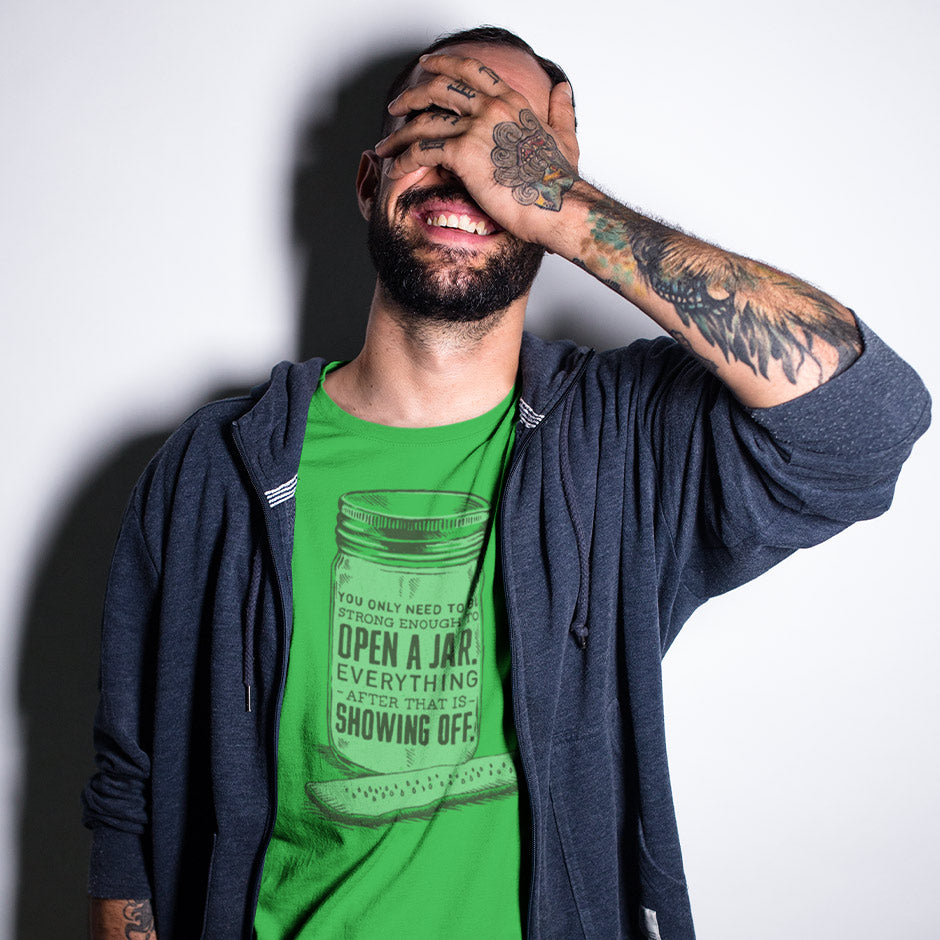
[423,212,494,236]
[404,187,502,242]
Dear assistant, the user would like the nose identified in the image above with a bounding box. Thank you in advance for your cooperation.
[423,164,460,186]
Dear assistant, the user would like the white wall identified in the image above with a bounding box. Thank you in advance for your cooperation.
[3,0,937,936]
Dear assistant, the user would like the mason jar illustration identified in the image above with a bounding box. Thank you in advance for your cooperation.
[328,490,489,775]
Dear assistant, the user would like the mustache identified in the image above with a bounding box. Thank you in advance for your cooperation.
[396,182,480,216]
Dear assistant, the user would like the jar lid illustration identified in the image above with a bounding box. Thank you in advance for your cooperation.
[336,490,491,566]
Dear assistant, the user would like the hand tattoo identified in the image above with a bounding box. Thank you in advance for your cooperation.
[491,109,578,211]
[123,899,156,940]
[478,65,502,85]
[586,197,861,384]
[419,139,446,151]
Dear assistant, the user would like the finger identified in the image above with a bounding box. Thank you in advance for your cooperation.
[388,73,484,119]
[417,52,507,93]
[548,82,576,137]
[387,52,516,119]
[375,110,464,158]
[547,81,579,164]
[383,137,455,180]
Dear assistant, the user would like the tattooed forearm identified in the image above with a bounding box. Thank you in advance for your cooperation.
[669,329,719,374]
[123,899,156,940]
[491,109,578,211]
[583,196,861,385]
[446,81,476,100]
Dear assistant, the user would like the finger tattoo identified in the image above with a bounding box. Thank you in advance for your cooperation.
[419,138,446,151]
[427,110,460,126]
[447,81,476,100]
[478,65,502,85]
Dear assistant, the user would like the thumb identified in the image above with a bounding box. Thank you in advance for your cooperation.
[548,81,576,134]
[548,81,578,163]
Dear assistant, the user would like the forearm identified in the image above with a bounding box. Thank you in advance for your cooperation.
[549,182,862,407]
[90,898,156,940]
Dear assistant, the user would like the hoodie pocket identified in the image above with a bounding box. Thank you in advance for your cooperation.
[635,820,692,938]
[547,726,636,939]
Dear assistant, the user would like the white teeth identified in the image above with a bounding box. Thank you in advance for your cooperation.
[425,212,491,235]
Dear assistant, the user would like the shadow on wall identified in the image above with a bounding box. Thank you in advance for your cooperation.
[292,47,418,362]
[17,432,176,937]
[13,46,417,938]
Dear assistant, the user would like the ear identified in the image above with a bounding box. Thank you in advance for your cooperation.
[356,150,382,221]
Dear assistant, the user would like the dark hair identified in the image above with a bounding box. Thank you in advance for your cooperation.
[380,25,573,134]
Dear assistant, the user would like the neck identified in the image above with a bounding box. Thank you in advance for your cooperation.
[323,282,527,427]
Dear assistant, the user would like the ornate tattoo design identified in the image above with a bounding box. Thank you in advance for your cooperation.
[123,900,156,940]
[478,65,502,85]
[446,81,476,100]
[491,109,577,211]
[586,198,861,383]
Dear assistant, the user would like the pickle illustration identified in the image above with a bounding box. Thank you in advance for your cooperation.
[306,754,518,826]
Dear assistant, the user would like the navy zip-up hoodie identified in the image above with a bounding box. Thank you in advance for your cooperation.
[83,322,929,938]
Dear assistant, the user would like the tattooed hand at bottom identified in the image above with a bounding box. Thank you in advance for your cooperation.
[374,47,581,247]
[89,897,157,940]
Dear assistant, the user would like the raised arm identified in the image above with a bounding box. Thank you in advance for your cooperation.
[376,51,862,407]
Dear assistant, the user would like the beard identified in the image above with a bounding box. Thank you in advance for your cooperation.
[367,184,544,323]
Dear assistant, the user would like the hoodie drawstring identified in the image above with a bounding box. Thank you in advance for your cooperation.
[558,387,590,648]
[244,543,263,711]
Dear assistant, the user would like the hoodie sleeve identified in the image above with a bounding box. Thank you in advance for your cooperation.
[638,317,930,646]
[81,483,159,899]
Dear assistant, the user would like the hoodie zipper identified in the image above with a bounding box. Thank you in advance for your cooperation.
[500,349,593,939]
[231,422,294,939]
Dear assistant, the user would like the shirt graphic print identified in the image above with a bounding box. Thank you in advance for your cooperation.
[307,488,517,825]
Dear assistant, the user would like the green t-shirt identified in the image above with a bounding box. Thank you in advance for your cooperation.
[254,371,522,939]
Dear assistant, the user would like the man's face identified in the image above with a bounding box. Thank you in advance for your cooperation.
[366,43,553,323]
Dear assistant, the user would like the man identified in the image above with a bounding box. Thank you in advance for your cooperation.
[83,26,929,940]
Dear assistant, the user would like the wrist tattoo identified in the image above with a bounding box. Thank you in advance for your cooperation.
[491,109,577,211]
[123,899,156,940]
